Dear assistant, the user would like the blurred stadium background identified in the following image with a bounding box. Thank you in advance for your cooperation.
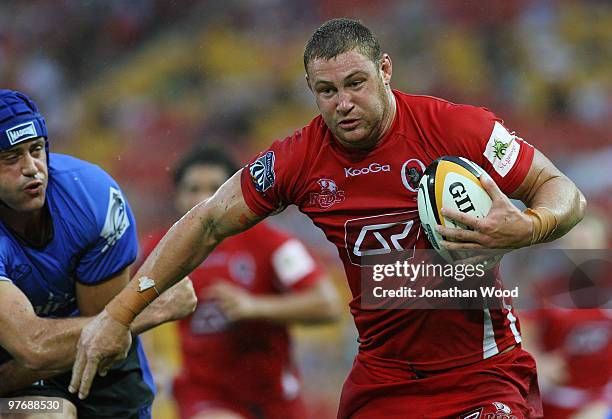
[2,0,610,418]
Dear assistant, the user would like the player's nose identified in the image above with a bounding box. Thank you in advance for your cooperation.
[21,153,38,176]
[336,91,354,115]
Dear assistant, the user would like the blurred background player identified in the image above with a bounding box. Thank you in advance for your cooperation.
[0,89,197,418]
[140,146,341,419]
[522,209,612,419]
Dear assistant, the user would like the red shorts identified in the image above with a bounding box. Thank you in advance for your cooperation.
[338,347,542,419]
[173,377,306,419]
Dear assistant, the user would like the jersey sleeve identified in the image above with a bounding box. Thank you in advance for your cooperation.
[438,104,534,195]
[75,169,138,284]
[269,235,322,292]
[0,244,12,283]
[240,126,312,216]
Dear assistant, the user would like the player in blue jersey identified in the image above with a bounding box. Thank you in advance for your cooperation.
[0,89,197,419]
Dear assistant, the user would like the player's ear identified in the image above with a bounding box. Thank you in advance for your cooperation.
[380,53,392,85]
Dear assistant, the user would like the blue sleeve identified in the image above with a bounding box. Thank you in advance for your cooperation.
[0,243,12,283]
[75,172,138,284]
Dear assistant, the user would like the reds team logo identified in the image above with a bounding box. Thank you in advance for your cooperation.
[483,402,516,419]
[309,178,345,209]
[401,159,426,193]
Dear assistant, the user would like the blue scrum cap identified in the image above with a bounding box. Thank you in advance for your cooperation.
[0,89,48,151]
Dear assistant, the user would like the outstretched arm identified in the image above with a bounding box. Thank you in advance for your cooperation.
[0,277,196,395]
[70,169,265,399]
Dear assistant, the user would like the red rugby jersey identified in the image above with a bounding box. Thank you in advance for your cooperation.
[142,223,322,402]
[241,90,534,371]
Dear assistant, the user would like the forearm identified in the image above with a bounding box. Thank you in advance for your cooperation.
[5,307,173,390]
[106,172,261,326]
[21,300,175,371]
[25,316,90,370]
[107,205,221,326]
[139,207,219,293]
[527,175,586,242]
[130,305,165,336]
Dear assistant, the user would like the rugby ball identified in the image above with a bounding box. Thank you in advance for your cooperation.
[417,156,501,268]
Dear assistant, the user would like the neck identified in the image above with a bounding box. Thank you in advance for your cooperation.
[378,88,397,143]
[0,205,48,245]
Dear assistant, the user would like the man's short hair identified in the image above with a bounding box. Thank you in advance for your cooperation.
[303,18,382,72]
[173,146,239,186]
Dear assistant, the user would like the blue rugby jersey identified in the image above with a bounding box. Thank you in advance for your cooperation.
[0,154,153,394]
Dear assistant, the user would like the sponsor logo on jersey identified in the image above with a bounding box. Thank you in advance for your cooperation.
[249,151,276,193]
[100,187,130,253]
[483,121,520,178]
[344,211,418,266]
[459,407,483,419]
[309,178,345,209]
[401,159,426,193]
[6,121,38,145]
[492,139,509,159]
[344,163,390,177]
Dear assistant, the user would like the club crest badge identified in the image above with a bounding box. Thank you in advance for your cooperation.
[309,178,345,209]
[249,151,276,193]
[401,158,425,193]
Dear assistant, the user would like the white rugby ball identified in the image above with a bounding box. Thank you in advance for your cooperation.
[417,156,501,268]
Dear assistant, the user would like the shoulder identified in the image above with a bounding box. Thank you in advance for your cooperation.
[48,154,131,230]
[49,154,121,193]
[396,91,496,129]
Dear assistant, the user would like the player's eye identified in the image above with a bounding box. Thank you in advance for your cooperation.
[1,154,19,163]
[319,87,335,97]
[350,80,363,88]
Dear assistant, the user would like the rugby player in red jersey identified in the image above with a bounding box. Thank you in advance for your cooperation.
[141,147,340,419]
[71,18,586,418]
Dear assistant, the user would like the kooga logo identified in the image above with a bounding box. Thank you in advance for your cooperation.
[345,163,390,177]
